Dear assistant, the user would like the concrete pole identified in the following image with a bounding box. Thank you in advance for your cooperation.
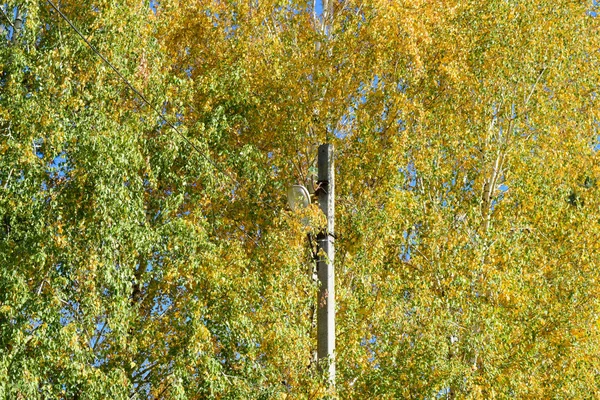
[316,144,335,385]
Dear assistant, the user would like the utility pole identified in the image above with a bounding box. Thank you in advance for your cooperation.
[316,143,335,385]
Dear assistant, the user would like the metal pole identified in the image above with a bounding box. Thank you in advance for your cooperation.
[316,144,335,385]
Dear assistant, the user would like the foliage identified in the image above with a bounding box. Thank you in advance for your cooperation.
[1,0,599,398]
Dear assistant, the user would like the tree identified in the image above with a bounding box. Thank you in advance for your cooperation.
[1,0,599,398]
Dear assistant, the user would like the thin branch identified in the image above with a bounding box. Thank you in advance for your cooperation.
[524,66,548,108]
[0,6,15,31]
[154,381,172,400]
[36,279,47,295]
[92,319,108,352]
[132,360,159,381]
[4,168,13,190]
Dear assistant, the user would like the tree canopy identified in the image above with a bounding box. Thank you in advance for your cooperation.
[1,0,600,398]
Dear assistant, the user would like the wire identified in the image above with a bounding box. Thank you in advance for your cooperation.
[45,0,240,186]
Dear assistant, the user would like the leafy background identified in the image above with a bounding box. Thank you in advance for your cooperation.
[1,0,600,398]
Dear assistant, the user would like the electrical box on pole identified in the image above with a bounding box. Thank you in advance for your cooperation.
[316,143,335,385]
